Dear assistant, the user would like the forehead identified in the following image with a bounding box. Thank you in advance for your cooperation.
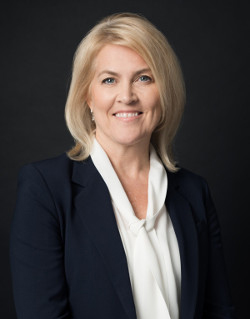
[93,44,149,72]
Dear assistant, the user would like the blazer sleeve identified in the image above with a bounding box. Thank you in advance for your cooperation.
[203,180,236,318]
[10,164,71,319]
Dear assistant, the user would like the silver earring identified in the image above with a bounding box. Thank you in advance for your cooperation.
[90,109,95,122]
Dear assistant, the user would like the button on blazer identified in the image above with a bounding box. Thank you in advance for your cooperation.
[10,154,235,319]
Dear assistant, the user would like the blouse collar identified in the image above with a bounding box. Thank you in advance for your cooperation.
[90,139,168,235]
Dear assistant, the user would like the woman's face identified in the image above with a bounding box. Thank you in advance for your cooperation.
[87,44,161,150]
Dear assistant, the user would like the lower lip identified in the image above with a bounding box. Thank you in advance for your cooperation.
[113,113,142,121]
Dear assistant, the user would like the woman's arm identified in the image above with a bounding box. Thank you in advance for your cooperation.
[10,164,70,319]
[203,180,236,318]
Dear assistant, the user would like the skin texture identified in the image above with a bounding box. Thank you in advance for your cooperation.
[88,44,161,153]
[87,44,162,218]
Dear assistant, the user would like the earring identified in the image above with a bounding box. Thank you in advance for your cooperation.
[90,109,95,122]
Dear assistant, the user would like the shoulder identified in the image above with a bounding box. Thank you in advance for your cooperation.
[168,167,207,190]
[18,154,95,198]
[16,154,88,218]
[167,167,211,205]
[22,153,72,173]
[19,153,73,180]
[17,153,77,198]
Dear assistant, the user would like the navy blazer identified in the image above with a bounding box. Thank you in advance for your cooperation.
[10,153,235,319]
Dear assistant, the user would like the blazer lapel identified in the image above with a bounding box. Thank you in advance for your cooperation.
[166,172,199,319]
[71,158,199,319]
[72,157,136,319]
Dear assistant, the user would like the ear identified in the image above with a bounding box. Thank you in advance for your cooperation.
[87,101,93,110]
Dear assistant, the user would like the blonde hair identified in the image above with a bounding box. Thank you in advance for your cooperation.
[65,12,185,172]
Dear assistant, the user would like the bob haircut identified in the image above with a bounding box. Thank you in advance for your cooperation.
[65,12,185,172]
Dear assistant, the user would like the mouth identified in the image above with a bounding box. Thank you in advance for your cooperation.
[113,112,143,118]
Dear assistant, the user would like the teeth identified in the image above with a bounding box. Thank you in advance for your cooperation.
[115,112,139,118]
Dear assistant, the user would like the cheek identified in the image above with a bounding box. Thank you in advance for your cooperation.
[89,89,114,111]
[149,93,161,116]
[150,97,162,127]
[88,93,102,111]
[148,87,160,106]
[154,105,162,128]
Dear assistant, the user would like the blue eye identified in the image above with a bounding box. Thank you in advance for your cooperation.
[102,78,115,84]
[139,75,151,82]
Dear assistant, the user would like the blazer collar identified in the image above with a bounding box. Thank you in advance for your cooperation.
[72,158,199,319]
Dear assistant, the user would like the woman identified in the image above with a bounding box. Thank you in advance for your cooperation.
[10,13,235,319]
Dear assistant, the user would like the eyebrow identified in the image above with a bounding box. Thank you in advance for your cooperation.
[97,68,152,78]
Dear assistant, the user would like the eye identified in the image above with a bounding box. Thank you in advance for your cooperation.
[102,77,115,84]
[138,75,152,82]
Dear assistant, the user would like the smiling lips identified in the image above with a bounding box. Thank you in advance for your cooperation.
[113,112,143,118]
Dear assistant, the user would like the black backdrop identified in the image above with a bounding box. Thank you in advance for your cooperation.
[1,1,249,318]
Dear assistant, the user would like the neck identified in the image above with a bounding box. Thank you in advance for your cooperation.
[95,136,150,179]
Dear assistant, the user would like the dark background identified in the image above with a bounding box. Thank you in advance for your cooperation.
[1,0,249,318]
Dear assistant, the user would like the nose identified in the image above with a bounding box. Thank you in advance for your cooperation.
[117,82,138,105]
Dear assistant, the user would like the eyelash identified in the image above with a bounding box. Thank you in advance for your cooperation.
[102,78,115,84]
[138,75,152,82]
[102,75,152,84]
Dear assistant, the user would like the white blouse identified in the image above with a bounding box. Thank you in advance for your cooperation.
[90,139,181,319]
